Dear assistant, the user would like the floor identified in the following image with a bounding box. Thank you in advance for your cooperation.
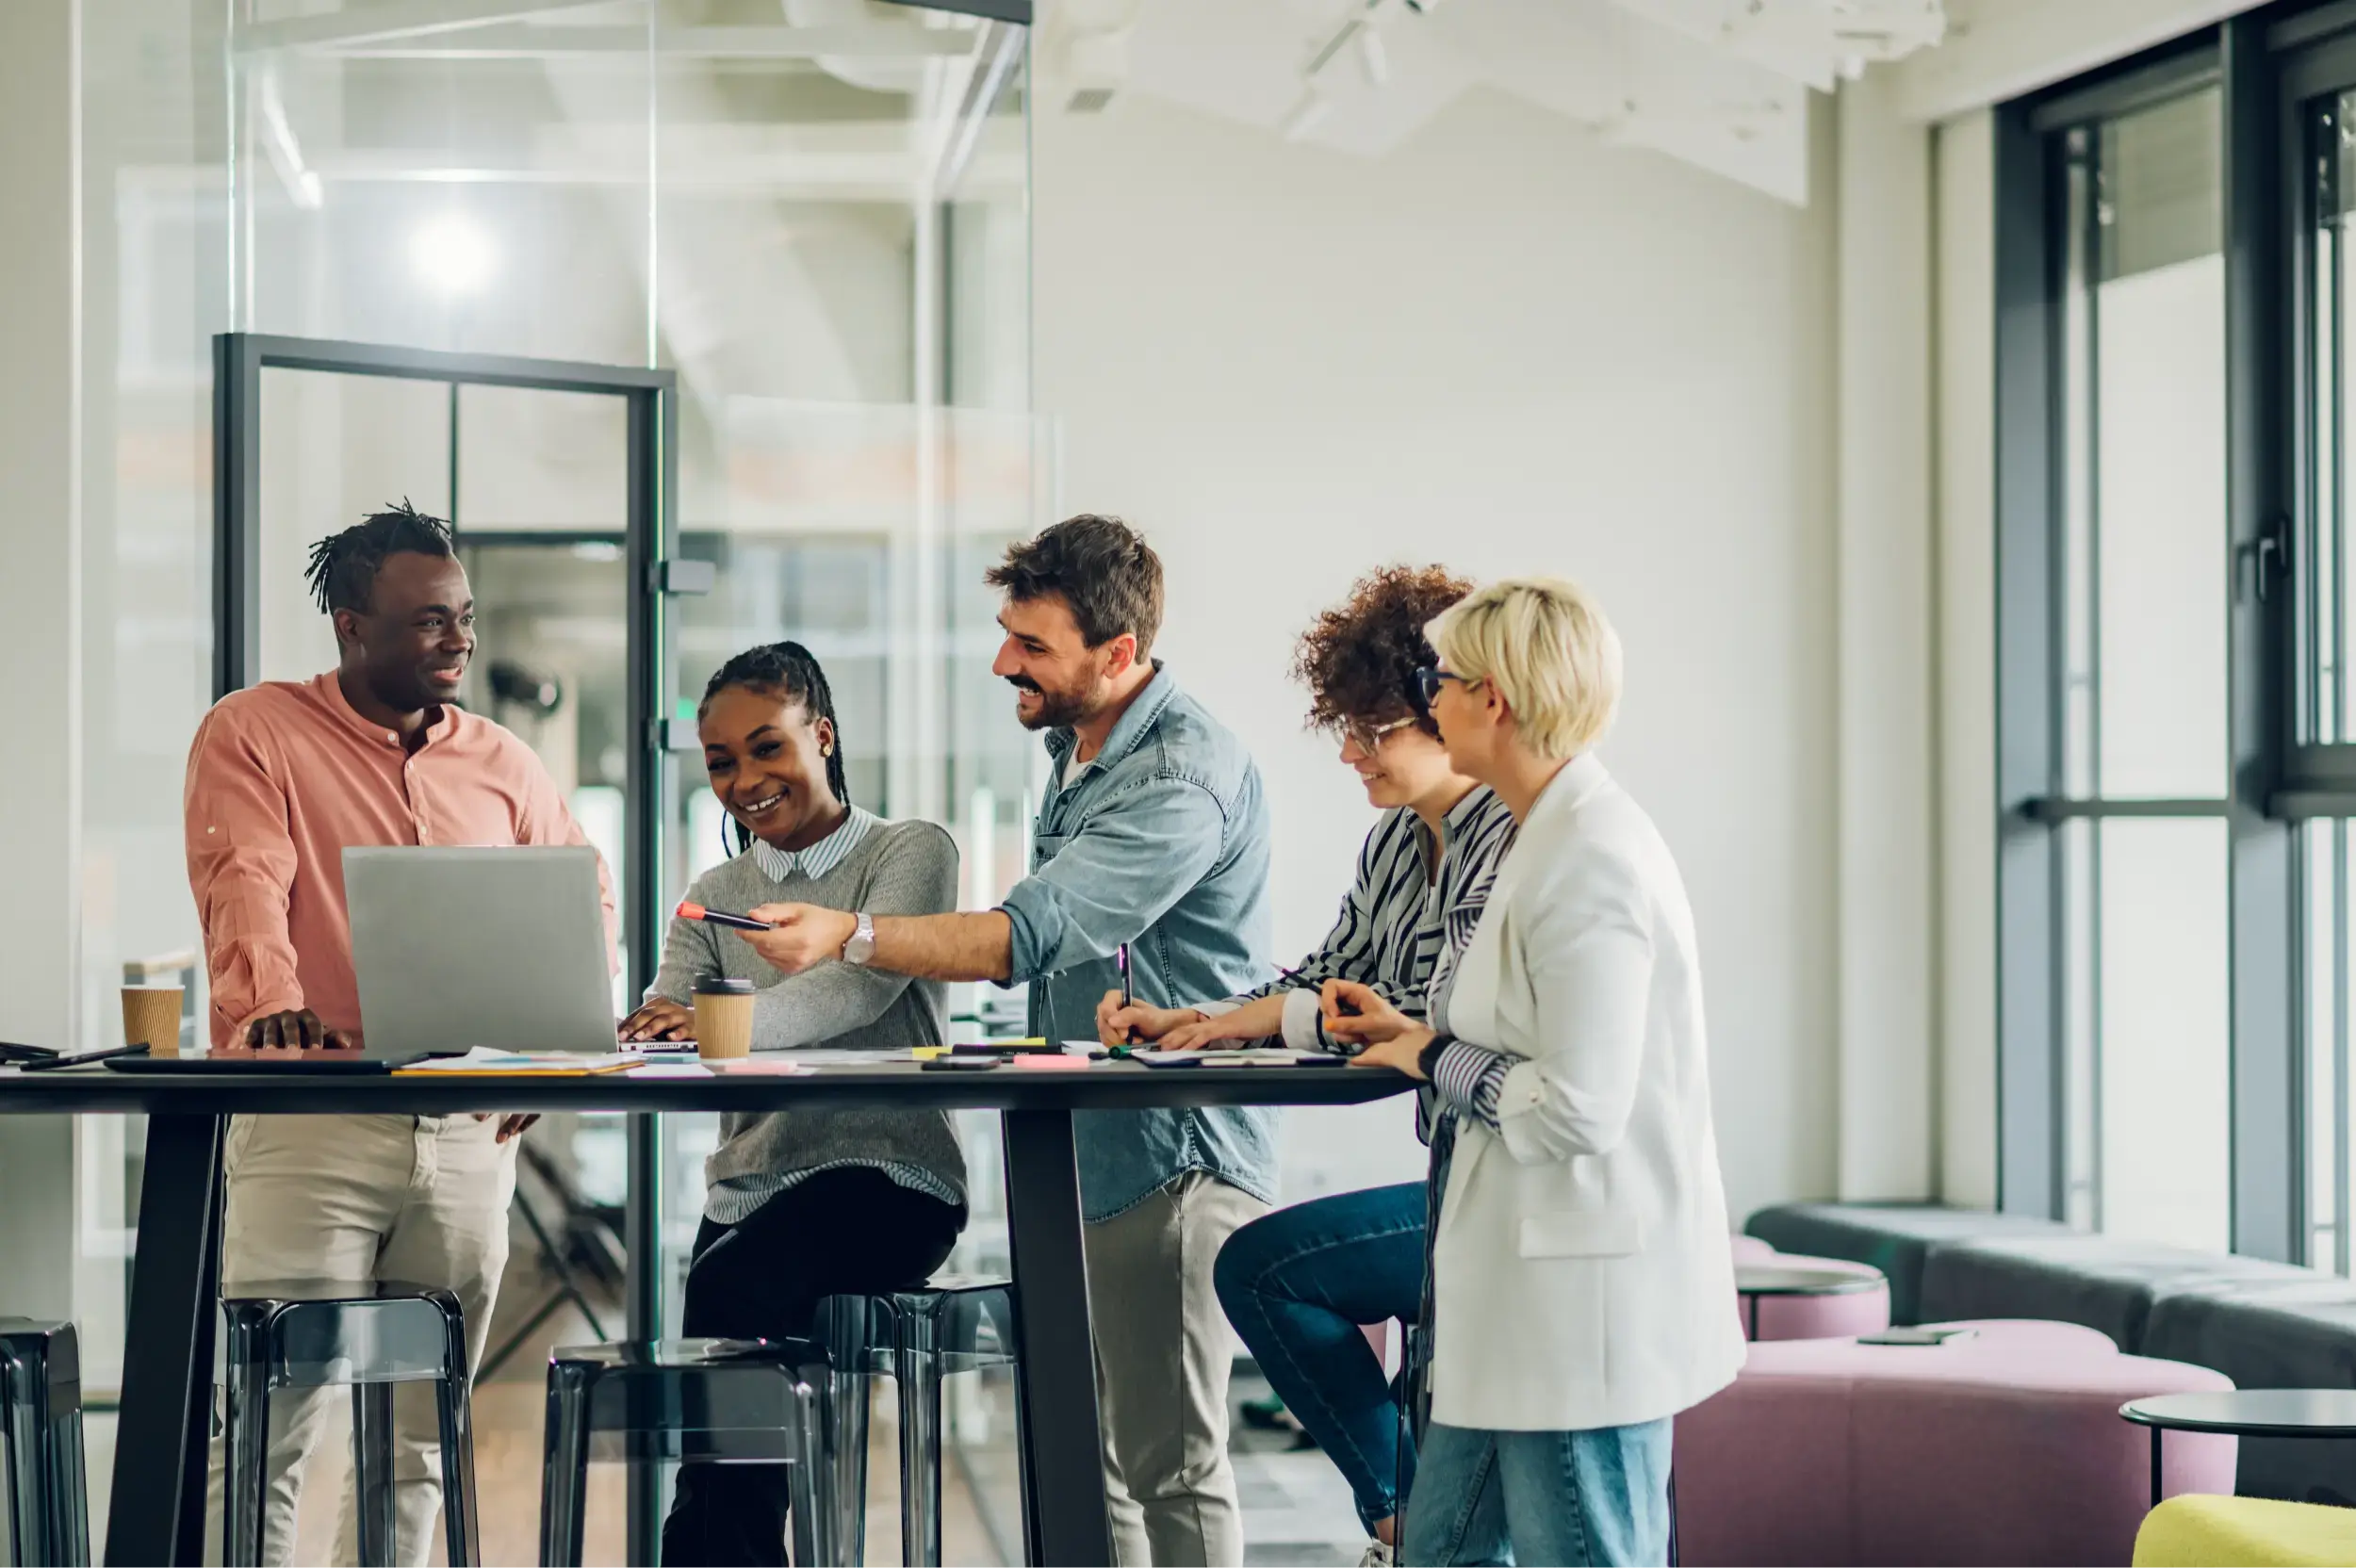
[80,1260,1369,1566]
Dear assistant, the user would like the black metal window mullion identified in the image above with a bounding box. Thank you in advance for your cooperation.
[2078,125,2111,1230]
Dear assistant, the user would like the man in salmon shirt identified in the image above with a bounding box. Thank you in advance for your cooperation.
[184,500,614,1566]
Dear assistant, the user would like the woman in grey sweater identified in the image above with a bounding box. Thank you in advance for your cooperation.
[620,641,963,1567]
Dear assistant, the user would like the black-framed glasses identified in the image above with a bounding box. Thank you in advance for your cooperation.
[1413,665,1478,705]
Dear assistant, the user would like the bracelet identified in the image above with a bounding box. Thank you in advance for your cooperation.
[1416,1032,1453,1080]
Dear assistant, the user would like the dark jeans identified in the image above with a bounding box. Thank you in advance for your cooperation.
[1212,1181,1427,1533]
[659,1166,963,1567]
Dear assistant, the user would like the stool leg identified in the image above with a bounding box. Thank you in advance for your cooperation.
[221,1334,270,1568]
[41,1364,92,1568]
[786,1379,834,1568]
[892,1310,942,1568]
[352,1382,397,1568]
[6,1367,39,1568]
[538,1368,591,1568]
[435,1373,482,1567]
[819,1298,872,1568]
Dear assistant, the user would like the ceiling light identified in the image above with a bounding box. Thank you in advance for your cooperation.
[1358,25,1390,89]
[1283,91,1334,141]
[411,213,495,295]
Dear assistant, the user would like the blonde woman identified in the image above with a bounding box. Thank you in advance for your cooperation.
[1325,577,1742,1567]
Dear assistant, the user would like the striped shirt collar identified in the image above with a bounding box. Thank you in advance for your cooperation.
[750,806,876,884]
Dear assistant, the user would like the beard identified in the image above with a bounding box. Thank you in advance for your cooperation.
[1009,673,1094,732]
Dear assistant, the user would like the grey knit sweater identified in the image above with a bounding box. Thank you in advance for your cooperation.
[649,816,965,1218]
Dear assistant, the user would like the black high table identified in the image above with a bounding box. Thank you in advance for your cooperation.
[0,1060,1408,1567]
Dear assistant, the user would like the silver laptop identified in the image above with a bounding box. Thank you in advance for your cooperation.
[345,846,617,1056]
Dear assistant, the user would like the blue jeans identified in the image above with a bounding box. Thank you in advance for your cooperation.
[1212,1182,1426,1533]
[1401,1418,1672,1567]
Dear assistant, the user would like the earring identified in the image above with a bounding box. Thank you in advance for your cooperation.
[821,744,833,758]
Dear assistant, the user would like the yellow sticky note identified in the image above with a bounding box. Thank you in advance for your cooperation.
[910,1046,949,1061]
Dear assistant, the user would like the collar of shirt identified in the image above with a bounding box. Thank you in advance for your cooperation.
[749,805,876,884]
[1042,661,1179,779]
[312,669,459,753]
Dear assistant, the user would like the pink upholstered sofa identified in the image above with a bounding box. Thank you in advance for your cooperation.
[1673,1318,2238,1566]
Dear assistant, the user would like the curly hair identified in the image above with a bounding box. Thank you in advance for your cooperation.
[1291,564,1475,737]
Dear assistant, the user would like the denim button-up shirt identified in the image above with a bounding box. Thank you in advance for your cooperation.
[995,665,1279,1221]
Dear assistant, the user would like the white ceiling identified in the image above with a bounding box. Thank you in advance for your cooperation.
[1033,0,2270,205]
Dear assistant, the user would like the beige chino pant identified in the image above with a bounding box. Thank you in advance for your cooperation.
[202,1114,516,1568]
[1085,1170,1269,1568]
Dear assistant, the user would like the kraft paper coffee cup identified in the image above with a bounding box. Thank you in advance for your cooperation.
[123,986,184,1057]
[694,978,755,1061]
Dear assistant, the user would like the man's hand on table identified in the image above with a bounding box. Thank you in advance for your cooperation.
[239,1008,357,1051]
[1095,991,1206,1049]
[739,904,858,976]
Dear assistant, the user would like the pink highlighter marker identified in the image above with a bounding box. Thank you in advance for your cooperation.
[677,900,770,934]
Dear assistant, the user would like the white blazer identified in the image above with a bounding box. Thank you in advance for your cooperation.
[1431,754,1744,1431]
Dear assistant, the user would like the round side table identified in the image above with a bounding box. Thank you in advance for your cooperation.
[2120,1389,2356,1508]
[1731,1264,1883,1342]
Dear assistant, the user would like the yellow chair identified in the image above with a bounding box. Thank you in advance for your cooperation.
[2135,1494,2356,1566]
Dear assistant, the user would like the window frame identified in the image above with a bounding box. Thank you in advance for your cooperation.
[1992,18,2305,1259]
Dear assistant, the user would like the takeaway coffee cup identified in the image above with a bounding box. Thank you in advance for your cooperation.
[123,985,185,1057]
[694,977,755,1061]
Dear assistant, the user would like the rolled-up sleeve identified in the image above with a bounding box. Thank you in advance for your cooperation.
[997,776,1226,983]
[1493,852,1657,1167]
[185,707,305,1040]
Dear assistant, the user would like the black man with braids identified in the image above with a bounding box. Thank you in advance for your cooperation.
[620,640,965,1567]
[183,500,615,1565]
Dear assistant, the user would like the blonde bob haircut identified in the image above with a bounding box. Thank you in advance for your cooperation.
[1426,576,1622,761]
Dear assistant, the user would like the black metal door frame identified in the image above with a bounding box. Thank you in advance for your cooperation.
[210,331,681,1559]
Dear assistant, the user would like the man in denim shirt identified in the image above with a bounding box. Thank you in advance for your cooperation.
[745,514,1277,1566]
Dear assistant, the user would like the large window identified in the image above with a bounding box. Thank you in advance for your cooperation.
[2046,87,2233,1246]
[1994,8,2356,1266]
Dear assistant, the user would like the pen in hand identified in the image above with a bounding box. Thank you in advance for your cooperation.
[1118,942,1137,1044]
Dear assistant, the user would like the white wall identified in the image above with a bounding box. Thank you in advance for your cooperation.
[1033,88,1843,1218]
[0,0,84,1326]
[1935,110,2000,1210]
[1835,71,1938,1201]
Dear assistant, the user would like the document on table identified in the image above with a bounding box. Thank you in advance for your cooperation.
[627,1059,818,1078]
[760,1048,922,1066]
[1128,1048,1343,1069]
[393,1048,645,1076]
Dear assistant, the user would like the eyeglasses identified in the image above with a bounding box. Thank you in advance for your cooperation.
[1338,714,1420,753]
[1413,665,1481,705]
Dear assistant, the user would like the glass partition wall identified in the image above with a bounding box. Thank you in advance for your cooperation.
[75,4,1036,1559]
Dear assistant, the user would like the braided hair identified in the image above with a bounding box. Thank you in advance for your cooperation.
[304,499,456,616]
[699,641,849,857]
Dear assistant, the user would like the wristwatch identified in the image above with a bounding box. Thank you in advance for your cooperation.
[843,911,877,967]
[1416,1032,1453,1080]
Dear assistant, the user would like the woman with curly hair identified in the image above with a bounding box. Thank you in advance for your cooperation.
[1098,564,1516,1567]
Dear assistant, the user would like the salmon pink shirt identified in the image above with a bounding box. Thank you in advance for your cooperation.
[185,671,617,1049]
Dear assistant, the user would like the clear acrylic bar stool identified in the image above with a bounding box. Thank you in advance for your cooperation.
[216,1280,479,1568]
[0,1319,90,1568]
[539,1337,837,1568]
[817,1276,1018,1568]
